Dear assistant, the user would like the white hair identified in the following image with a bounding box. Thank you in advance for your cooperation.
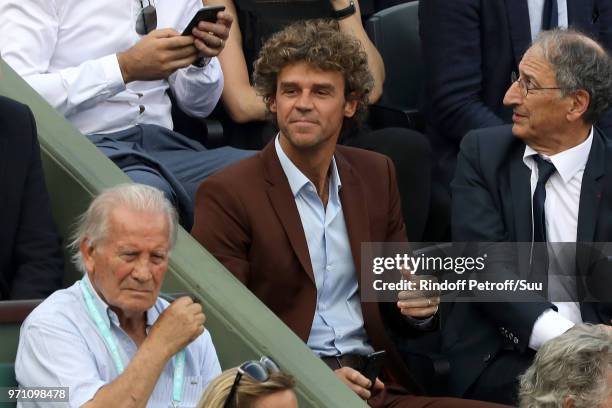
[69,183,178,273]
[519,323,612,408]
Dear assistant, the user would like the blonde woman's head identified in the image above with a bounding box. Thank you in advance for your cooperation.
[198,368,297,408]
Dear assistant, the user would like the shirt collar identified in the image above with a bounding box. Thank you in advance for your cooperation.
[81,274,161,329]
[522,127,593,184]
[275,135,342,198]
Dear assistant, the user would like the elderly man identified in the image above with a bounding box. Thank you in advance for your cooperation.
[15,184,220,407]
[449,29,612,404]
[193,19,506,408]
[519,324,612,408]
[0,1,254,227]
[419,0,612,188]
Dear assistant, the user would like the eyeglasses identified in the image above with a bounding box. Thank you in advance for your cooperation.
[135,0,157,35]
[223,356,280,408]
[511,71,561,98]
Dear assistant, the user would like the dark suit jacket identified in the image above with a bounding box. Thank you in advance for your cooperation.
[448,124,612,396]
[192,141,422,393]
[0,96,63,300]
[419,0,612,185]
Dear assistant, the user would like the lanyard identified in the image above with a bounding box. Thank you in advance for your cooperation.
[80,279,186,404]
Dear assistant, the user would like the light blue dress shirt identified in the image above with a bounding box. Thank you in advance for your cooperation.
[527,0,569,41]
[275,137,374,357]
[15,275,221,407]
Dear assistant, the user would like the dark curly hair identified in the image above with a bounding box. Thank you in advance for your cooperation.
[253,19,374,130]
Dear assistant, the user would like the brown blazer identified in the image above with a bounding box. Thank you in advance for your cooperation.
[192,141,419,392]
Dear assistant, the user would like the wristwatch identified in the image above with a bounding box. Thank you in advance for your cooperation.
[333,0,356,20]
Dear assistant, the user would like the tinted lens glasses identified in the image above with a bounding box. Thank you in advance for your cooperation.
[135,1,157,35]
[223,357,280,408]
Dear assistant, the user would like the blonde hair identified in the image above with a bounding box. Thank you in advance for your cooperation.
[198,368,295,408]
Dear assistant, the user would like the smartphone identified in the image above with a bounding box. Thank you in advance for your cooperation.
[181,5,226,36]
[361,350,386,388]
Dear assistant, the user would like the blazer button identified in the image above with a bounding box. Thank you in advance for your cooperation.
[483,353,491,362]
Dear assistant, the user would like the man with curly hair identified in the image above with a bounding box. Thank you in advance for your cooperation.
[192,19,506,408]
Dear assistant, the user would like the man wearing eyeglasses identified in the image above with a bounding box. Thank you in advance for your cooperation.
[0,0,254,228]
[448,29,612,404]
[419,0,612,190]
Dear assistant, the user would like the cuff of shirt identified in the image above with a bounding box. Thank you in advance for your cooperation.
[106,54,128,92]
[528,309,575,350]
[404,314,436,329]
[183,56,221,76]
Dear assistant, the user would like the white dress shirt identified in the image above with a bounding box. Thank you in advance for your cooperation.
[522,127,593,350]
[0,0,223,135]
[527,0,569,40]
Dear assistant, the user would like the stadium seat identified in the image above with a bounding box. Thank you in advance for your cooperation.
[0,300,41,408]
[169,90,227,149]
[0,58,365,407]
[0,363,16,408]
[365,1,425,130]
[0,363,16,387]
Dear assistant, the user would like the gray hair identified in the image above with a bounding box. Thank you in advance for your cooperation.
[69,183,178,273]
[519,323,612,408]
[532,29,612,124]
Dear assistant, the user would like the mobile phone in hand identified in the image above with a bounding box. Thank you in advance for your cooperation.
[182,5,226,36]
[361,350,386,389]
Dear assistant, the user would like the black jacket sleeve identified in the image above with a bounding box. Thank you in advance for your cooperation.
[1,97,64,299]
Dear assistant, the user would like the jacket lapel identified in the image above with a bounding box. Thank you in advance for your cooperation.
[0,138,6,223]
[576,129,605,321]
[577,128,605,242]
[504,0,532,67]
[510,143,533,241]
[335,150,370,288]
[262,143,316,284]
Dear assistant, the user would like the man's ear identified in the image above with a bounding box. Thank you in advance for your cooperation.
[80,239,96,276]
[269,95,277,113]
[567,89,590,123]
[344,93,358,118]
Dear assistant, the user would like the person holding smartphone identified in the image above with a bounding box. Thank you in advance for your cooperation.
[0,0,254,229]
[193,20,509,408]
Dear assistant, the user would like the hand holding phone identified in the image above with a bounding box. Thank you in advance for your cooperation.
[182,6,226,36]
[361,350,386,389]
[182,5,230,60]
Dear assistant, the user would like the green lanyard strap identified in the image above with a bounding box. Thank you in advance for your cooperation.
[80,279,186,404]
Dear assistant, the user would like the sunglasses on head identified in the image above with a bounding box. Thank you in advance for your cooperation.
[135,0,157,35]
[223,356,280,408]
